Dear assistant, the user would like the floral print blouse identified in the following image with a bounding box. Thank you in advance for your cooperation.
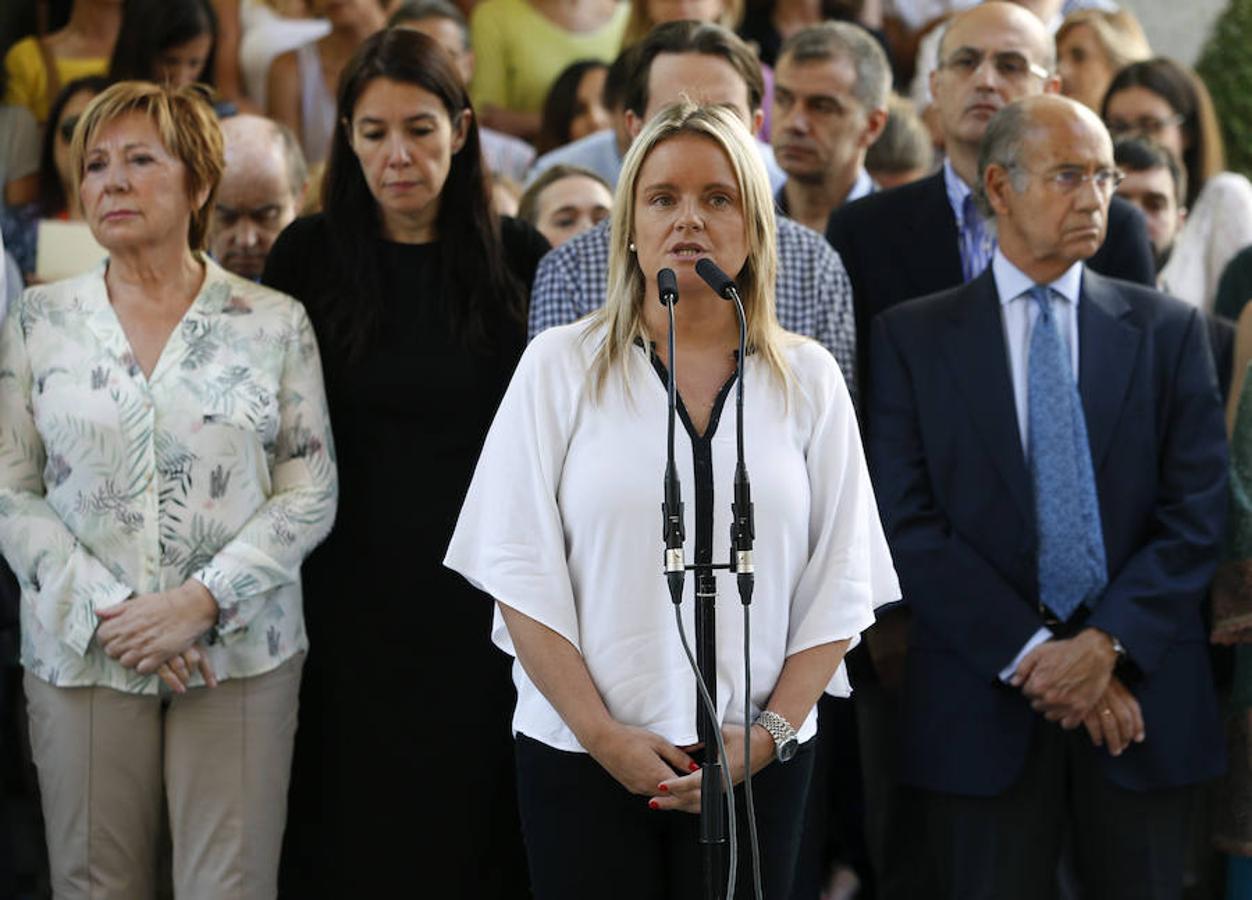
[0,255,337,693]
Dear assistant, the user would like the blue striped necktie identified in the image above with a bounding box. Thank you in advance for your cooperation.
[1027,284,1107,621]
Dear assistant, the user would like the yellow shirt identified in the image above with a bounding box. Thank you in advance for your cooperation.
[3,36,108,123]
[469,0,628,115]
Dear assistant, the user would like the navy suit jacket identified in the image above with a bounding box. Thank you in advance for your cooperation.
[867,266,1228,797]
[827,170,1156,398]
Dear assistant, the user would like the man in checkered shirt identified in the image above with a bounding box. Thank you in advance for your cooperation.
[527,21,858,399]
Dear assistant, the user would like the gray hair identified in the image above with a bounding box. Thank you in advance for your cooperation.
[778,22,890,112]
[387,0,470,48]
[975,101,1032,218]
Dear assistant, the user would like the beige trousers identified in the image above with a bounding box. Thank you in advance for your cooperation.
[24,653,303,900]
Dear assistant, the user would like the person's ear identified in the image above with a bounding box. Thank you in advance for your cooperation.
[625,109,644,140]
[861,106,889,149]
[751,107,765,135]
[985,164,1015,218]
[191,180,212,215]
[451,108,471,154]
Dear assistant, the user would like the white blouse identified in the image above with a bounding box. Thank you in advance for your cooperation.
[445,321,898,753]
[1159,171,1252,312]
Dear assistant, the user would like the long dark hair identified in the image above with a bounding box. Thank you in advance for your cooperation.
[108,0,218,87]
[1102,57,1223,209]
[320,27,524,357]
[38,75,109,217]
[535,59,607,156]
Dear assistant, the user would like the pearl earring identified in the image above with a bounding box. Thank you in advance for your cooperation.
[629,241,637,252]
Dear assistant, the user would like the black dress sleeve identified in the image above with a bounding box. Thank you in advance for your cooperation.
[499,216,551,302]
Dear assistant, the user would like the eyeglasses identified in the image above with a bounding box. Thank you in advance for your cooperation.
[58,114,81,143]
[1105,113,1186,138]
[940,48,1051,83]
[1010,164,1125,194]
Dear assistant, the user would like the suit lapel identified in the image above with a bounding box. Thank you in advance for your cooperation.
[905,173,965,297]
[940,270,1033,521]
[1078,270,1141,472]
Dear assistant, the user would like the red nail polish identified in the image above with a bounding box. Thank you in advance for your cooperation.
[658,783,669,792]
[649,799,660,810]
[689,762,700,772]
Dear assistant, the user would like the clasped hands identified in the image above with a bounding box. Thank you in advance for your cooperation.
[94,581,220,694]
[1010,628,1144,756]
[585,720,776,814]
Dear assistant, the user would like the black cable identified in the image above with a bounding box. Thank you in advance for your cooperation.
[673,603,738,899]
[742,603,763,900]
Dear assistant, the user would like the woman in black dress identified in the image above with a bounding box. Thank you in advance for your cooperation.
[263,28,548,898]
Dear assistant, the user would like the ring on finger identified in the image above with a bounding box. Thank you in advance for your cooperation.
[1101,708,1113,717]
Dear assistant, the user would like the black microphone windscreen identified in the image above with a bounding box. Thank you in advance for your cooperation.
[657,268,678,306]
[694,257,736,299]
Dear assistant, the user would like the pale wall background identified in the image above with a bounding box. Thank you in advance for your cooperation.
[1122,0,1227,66]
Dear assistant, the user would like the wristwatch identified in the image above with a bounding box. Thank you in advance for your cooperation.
[754,710,799,763]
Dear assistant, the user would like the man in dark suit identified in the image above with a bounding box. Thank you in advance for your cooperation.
[868,94,1227,898]
[827,2,1155,397]
[830,8,1155,896]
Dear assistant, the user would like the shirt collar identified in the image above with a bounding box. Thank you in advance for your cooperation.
[991,246,1084,307]
[847,167,875,204]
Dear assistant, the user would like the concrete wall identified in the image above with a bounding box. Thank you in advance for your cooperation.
[1121,0,1228,66]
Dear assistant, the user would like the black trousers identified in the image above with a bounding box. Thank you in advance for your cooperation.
[925,722,1195,900]
[515,733,815,900]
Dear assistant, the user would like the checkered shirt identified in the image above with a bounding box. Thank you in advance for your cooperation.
[527,218,858,400]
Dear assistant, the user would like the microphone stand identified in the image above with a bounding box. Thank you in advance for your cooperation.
[657,268,729,900]
[695,259,764,900]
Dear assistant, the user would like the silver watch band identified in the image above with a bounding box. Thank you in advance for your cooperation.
[754,709,798,761]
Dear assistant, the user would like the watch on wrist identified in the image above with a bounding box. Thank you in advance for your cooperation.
[754,710,799,763]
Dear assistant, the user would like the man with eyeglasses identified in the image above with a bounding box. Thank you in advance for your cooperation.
[826,7,1155,897]
[868,94,1227,900]
[828,1,1153,400]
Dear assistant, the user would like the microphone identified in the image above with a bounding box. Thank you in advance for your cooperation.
[657,268,685,605]
[693,259,755,600]
[695,257,737,301]
[658,267,678,307]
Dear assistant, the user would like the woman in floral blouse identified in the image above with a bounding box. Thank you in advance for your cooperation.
[0,81,337,898]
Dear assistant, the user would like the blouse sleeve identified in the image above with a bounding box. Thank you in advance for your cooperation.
[444,327,585,654]
[192,300,338,642]
[786,346,899,663]
[0,292,133,657]
[1206,174,1252,302]
[468,0,511,112]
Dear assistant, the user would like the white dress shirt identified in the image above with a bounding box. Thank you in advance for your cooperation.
[991,249,1085,678]
[445,321,898,752]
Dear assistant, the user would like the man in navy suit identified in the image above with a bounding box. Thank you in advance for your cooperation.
[828,2,1155,398]
[868,94,1227,898]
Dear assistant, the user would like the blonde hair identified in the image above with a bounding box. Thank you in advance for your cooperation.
[1056,9,1151,74]
[589,101,789,396]
[622,0,744,49]
[71,81,225,250]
